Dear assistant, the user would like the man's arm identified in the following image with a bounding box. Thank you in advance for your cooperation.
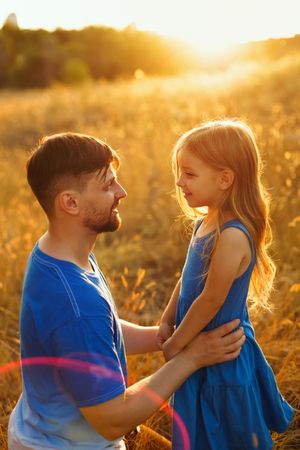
[80,319,245,440]
[120,319,160,354]
[121,278,182,354]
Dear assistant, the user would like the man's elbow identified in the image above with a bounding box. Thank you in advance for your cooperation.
[80,393,131,441]
[81,412,128,441]
[88,421,125,441]
[101,425,124,441]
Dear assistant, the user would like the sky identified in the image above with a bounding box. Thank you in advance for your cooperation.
[1,0,299,52]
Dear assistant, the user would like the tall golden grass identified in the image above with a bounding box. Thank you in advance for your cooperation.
[0,56,299,448]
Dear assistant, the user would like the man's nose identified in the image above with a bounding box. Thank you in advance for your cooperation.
[116,182,127,199]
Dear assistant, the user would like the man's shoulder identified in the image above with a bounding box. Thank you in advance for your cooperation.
[26,244,97,290]
[25,251,111,309]
[21,247,114,346]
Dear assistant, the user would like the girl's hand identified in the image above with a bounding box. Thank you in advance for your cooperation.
[157,322,174,349]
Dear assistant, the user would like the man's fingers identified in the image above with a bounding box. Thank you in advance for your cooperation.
[222,327,244,346]
[224,334,246,353]
[209,319,241,338]
[224,347,242,361]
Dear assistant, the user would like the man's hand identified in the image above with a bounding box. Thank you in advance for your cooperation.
[163,319,245,363]
[182,319,245,371]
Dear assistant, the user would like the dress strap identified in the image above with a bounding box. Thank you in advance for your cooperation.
[193,219,204,236]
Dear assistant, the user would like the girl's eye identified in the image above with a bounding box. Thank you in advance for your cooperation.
[185,172,195,177]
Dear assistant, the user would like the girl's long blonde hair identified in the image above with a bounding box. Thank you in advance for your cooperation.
[172,119,276,311]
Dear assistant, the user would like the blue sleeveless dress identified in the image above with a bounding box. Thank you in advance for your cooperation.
[172,219,294,450]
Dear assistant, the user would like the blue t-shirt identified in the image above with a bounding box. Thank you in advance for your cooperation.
[8,243,127,449]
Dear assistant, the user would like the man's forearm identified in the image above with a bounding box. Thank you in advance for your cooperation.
[120,319,160,354]
[80,319,245,441]
[115,352,193,435]
[81,350,195,440]
[117,319,244,438]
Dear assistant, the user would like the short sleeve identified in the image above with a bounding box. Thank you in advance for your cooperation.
[50,311,126,407]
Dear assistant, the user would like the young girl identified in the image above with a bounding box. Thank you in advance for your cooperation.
[157,120,294,450]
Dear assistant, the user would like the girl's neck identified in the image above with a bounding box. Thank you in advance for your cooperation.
[204,209,237,227]
[196,210,237,239]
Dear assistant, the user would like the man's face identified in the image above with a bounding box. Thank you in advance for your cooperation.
[81,164,127,233]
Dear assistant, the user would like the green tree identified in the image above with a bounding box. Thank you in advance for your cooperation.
[62,58,91,84]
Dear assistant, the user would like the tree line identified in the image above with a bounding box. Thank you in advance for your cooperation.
[0,24,198,88]
[0,21,299,89]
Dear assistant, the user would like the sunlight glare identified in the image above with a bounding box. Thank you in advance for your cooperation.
[0,0,299,58]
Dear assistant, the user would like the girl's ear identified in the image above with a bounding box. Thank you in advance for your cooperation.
[57,190,80,215]
[219,168,235,190]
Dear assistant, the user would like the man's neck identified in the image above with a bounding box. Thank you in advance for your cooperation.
[38,225,97,272]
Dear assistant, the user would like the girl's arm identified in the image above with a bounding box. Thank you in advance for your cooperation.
[161,276,181,326]
[157,277,181,347]
[163,228,249,360]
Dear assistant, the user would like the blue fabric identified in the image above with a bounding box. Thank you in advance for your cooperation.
[172,219,294,450]
[8,243,127,449]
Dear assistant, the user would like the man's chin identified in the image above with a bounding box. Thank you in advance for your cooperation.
[99,216,121,233]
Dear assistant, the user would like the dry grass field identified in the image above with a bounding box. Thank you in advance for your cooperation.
[0,56,299,448]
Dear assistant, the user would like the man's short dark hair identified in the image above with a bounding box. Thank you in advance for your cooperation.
[26,132,120,217]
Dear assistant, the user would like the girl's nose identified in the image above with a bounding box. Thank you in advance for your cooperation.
[176,176,184,188]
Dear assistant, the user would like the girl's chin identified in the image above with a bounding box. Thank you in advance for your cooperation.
[184,197,199,206]
[186,200,207,209]
[187,202,202,208]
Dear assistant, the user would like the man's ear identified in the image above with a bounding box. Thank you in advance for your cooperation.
[57,190,80,215]
[219,168,235,191]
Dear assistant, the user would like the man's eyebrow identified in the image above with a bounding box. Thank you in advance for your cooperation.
[95,168,106,180]
[102,173,117,186]
[95,168,115,182]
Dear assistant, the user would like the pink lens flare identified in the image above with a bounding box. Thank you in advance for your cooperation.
[1,356,190,449]
[162,402,190,450]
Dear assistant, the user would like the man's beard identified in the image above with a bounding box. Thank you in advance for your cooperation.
[83,203,121,233]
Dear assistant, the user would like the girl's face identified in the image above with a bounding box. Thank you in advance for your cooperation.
[176,146,223,209]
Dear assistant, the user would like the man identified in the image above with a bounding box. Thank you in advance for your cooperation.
[8,133,245,449]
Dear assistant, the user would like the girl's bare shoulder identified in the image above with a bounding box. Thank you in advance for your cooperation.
[219,226,251,255]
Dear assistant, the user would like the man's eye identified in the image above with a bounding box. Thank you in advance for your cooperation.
[103,182,112,191]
